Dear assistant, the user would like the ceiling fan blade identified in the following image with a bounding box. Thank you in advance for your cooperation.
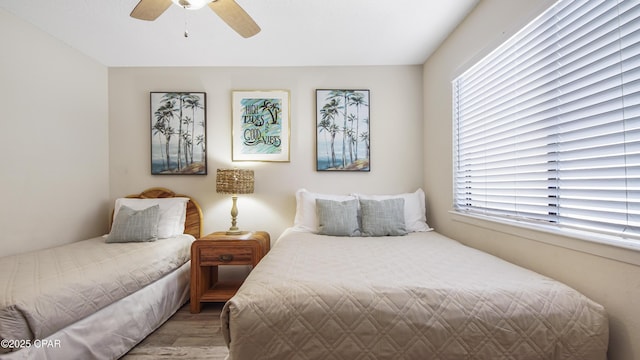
[209,0,261,38]
[130,0,173,21]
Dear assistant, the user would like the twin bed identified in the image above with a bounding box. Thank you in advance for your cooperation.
[221,189,609,360]
[0,188,202,360]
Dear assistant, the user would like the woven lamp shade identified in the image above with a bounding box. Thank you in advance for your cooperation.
[216,169,254,194]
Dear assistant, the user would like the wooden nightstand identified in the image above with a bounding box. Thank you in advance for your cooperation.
[190,231,270,313]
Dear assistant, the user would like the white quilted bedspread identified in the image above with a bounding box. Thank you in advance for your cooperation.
[0,235,193,344]
[222,230,608,360]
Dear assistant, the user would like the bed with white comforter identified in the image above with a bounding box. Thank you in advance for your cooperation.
[0,188,202,360]
[221,189,608,360]
[0,235,193,345]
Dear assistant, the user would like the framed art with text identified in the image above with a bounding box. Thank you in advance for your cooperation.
[150,92,207,175]
[232,90,290,162]
[316,89,370,171]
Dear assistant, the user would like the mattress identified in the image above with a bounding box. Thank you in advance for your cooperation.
[0,234,194,347]
[222,229,608,360]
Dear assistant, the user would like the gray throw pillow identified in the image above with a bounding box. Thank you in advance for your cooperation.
[106,205,160,243]
[316,199,361,237]
[360,198,407,236]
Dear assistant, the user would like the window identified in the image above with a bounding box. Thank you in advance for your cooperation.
[453,0,640,244]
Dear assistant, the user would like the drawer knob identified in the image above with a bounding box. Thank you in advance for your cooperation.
[219,254,234,262]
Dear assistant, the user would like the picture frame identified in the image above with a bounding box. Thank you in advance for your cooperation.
[232,90,290,162]
[150,92,207,175]
[316,89,370,171]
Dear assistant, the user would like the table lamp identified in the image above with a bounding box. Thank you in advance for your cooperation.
[216,168,254,234]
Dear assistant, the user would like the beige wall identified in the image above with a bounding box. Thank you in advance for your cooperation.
[0,9,109,257]
[423,1,640,359]
[108,66,425,240]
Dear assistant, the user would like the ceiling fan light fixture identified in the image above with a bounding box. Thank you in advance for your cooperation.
[171,0,212,10]
[131,0,259,38]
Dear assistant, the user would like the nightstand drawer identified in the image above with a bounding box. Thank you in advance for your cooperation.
[199,246,254,265]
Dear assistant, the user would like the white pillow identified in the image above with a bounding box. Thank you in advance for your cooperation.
[355,189,432,232]
[113,197,189,238]
[293,189,358,233]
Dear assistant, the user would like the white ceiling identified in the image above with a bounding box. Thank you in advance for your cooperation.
[0,0,479,67]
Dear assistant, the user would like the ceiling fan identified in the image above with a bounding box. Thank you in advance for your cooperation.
[130,0,260,38]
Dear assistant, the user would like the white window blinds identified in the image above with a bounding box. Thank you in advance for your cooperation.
[453,0,640,241]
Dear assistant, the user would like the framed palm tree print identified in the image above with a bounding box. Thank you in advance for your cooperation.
[316,89,370,171]
[150,92,207,175]
[232,90,290,162]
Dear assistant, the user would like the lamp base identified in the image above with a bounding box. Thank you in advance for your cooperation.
[226,194,250,235]
[225,229,248,235]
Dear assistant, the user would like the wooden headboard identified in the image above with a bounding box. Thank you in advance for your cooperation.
[124,187,203,239]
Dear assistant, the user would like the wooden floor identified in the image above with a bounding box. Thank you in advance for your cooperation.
[121,302,229,360]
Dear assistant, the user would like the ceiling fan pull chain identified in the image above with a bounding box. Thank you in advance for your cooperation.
[183,5,189,37]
